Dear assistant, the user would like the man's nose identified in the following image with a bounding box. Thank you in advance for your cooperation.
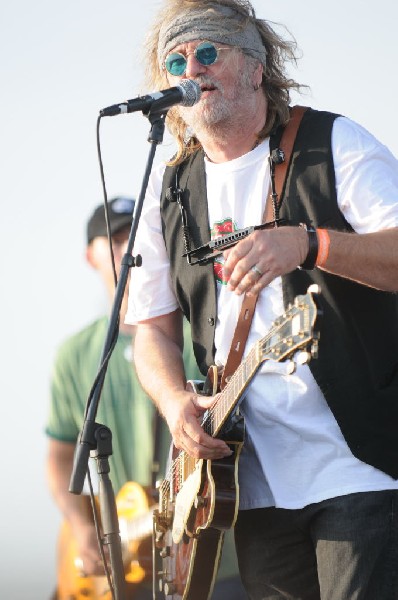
[184,54,206,78]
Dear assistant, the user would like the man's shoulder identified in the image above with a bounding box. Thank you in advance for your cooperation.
[300,105,342,127]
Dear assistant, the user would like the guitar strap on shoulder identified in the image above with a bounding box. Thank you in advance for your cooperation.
[220,105,308,390]
[273,105,308,204]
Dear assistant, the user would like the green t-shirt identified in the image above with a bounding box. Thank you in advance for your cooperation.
[46,316,171,490]
[46,316,238,579]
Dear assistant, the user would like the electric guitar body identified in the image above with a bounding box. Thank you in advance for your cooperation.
[158,408,244,600]
[57,481,155,600]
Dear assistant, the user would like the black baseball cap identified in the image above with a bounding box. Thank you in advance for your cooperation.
[86,197,135,244]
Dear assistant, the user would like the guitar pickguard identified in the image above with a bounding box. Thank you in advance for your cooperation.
[172,460,203,544]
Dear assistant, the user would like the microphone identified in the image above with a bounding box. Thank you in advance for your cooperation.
[100,80,201,117]
[271,148,285,164]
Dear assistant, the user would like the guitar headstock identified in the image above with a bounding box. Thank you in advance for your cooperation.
[262,284,322,365]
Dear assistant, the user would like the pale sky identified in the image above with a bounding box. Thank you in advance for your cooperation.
[1,1,397,597]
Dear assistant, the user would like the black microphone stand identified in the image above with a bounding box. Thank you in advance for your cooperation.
[69,108,168,600]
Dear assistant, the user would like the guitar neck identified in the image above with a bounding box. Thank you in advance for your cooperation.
[201,287,320,439]
[202,343,261,439]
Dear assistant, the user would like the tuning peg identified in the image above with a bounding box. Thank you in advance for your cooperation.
[287,360,296,374]
[296,351,311,365]
[307,283,320,295]
[310,340,319,359]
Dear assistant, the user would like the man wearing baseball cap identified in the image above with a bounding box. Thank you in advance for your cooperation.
[84,196,136,323]
[86,196,136,244]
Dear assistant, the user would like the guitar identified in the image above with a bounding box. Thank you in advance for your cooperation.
[153,285,321,600]
[57,481,156,600]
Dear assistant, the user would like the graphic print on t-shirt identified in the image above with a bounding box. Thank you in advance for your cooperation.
[211,218,238,285]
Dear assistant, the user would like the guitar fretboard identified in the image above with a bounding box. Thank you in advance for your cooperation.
[202,341,261,438]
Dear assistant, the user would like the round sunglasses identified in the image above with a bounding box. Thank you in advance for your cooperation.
[164,41,233,76]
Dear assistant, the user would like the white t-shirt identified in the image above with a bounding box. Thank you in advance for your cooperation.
[126,116,398,509]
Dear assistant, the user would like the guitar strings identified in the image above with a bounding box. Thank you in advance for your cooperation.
[157,348,256,504]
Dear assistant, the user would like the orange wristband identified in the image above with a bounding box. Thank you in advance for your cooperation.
[315,228,330,267]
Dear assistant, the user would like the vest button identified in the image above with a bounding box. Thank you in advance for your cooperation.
[208,317,215,326]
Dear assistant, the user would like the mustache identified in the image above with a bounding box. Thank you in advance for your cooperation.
[190,76,224,95]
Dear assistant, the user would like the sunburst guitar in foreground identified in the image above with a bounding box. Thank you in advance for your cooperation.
[153,285,322,600]
[57,481,156,600]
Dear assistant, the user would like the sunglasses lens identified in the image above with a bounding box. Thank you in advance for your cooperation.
[165,53,187,76]
[196,42,218,66]
[165,42,219,75]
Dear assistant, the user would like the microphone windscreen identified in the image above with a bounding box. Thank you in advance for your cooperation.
[271,148,285,164]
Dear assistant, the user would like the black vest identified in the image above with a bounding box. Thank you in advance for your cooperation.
[160,108,398,477]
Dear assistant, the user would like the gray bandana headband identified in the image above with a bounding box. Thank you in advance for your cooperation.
[158,4,267,70]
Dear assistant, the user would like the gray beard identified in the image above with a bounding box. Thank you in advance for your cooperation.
[179,71,256,140]
[180,97,234,139]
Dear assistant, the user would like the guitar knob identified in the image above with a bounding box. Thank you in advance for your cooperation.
[164,581,177,595]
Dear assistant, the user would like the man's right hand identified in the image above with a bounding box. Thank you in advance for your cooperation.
[161,387,233,460]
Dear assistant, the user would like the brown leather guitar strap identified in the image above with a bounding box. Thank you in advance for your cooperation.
[220,106,308,390]
[274,105,308,203]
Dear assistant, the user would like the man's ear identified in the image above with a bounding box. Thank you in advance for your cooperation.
[253,62,263,90]
[86,244,98,269]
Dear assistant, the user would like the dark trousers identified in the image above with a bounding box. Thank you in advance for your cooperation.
[235,490,398,600]
[212,575,248,599]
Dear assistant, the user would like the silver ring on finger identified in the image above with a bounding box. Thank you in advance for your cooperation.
[250,264,263,277]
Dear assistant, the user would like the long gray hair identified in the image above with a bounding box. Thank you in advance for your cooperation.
[143,0,302,164]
